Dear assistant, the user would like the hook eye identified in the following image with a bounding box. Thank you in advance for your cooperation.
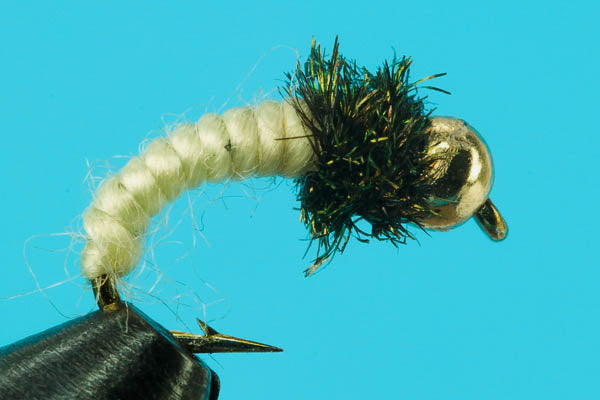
[474,198,507,240]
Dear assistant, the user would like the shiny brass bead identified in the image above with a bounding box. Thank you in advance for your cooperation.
[419,117,507,240]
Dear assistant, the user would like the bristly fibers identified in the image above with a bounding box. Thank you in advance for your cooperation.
[284,37,449,275]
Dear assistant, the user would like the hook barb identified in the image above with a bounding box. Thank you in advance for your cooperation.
[171,319,283,354]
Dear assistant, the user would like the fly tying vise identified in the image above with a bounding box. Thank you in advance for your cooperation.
[0,38,507,399]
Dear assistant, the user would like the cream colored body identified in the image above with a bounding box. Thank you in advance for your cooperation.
[82,101,315,279]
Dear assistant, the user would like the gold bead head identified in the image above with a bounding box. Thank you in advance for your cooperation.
[420,117,507,240]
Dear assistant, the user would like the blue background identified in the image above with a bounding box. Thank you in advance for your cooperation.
[1,1,598,399]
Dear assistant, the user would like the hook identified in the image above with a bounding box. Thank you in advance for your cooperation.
[91,275,283,354]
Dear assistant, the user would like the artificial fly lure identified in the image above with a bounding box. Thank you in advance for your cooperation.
[0,38,506,399]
